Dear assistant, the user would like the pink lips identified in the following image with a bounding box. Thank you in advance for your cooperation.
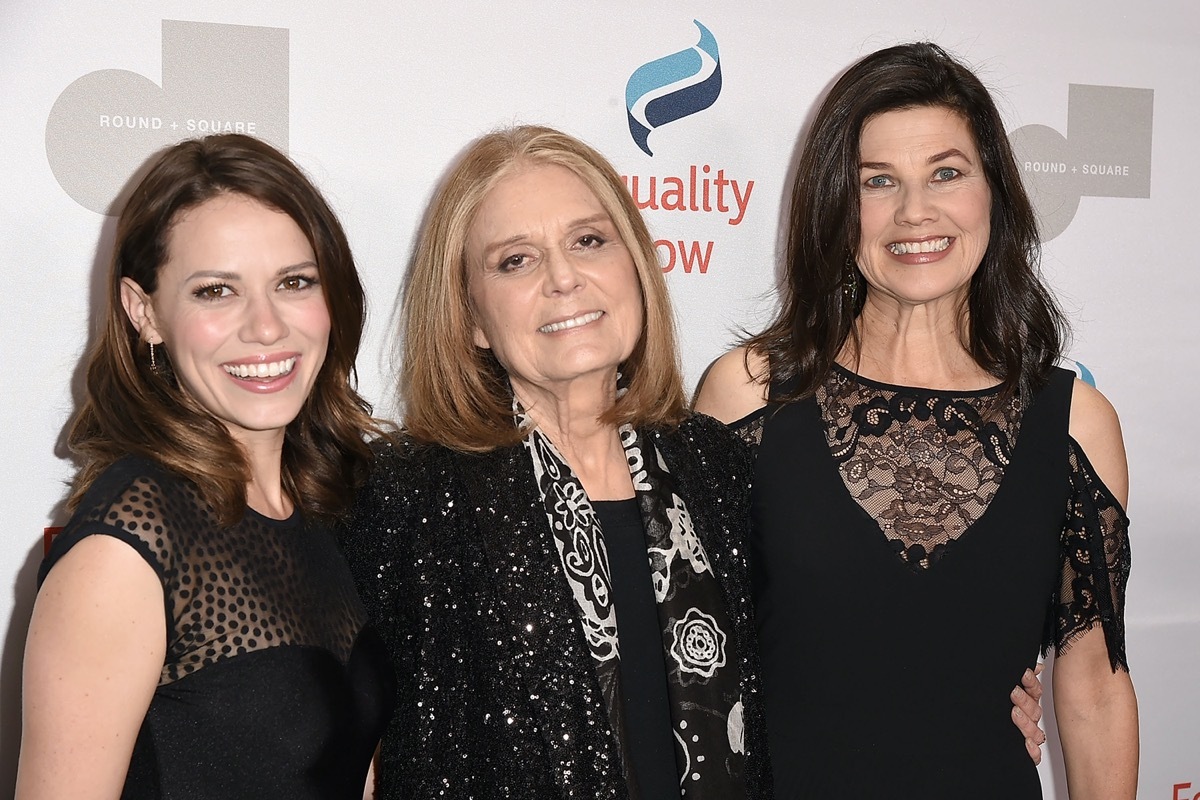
[221,353,300,394]
[887,236,955,265]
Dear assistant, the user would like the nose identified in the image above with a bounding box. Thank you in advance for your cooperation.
[541,248,585,296]
[240,293,288,344]
[894,184,938,226]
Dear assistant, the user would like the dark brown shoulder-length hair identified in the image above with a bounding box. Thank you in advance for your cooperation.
[748,41,1065,405]
[69,133,381,524]
[402,125,687,452]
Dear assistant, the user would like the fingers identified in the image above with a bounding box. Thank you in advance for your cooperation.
[1013,670,1044,723]
[1011,667,1048,767]
[1024,734,1043,766]
[1021,664,1045,702]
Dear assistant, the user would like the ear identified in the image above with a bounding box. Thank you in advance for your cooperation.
[472,324,491,350]
[119,277,162,343]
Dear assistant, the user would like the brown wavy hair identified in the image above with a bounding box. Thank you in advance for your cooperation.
[749,42,1065,405]
[401,125,687,452]
[68,133,380,524]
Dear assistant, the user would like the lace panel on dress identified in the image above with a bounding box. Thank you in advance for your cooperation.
[817,368,1022,570]
[1050,439,1131,671]
[729,408,766,451]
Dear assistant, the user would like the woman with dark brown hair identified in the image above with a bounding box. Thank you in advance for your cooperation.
[17,134,394,799]
[698,42,1137,798]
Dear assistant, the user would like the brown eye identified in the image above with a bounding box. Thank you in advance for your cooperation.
[280,275,317,291]
[192,283,232,300]
[498,254,528,272]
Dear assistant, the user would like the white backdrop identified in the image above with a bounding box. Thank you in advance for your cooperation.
[3,2,1196,796]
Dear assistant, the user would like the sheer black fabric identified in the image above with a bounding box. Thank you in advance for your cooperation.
[733,367,1130,798]
[816,364,1022,570]
[39,456,395,799]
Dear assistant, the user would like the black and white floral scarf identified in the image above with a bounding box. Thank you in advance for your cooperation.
[520,410,748,798]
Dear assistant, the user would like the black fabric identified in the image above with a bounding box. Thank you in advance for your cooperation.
[595,499,680,800]
[748,368,1077,799]
[341,413,773,799]
[39,456,395,799]
[522,416,749,799]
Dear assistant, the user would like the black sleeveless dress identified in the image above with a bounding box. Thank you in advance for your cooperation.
[734,366,1129,799]
[39,456,396,799]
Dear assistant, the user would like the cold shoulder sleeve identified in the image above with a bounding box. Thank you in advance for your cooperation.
[1048,437,1132,672]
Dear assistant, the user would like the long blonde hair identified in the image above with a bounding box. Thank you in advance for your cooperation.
[402,125,687,451]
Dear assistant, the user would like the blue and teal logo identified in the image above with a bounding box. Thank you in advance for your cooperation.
[625,20,722,156]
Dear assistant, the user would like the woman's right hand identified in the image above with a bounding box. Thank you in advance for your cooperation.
[1011,663,1047,764]
[15,536,164,799]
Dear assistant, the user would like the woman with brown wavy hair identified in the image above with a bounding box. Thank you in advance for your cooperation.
[698,42,1136,798]
[17,134,394,799]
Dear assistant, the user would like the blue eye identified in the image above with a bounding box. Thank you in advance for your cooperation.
[864,175,892,189]
[934,167,961,181]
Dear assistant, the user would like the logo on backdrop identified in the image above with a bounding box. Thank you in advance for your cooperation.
[625,20,721,156]
[45,20,289,216]
[1009,84,1153,240]
[1067,360,1096,388]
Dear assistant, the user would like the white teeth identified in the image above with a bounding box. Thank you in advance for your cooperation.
[888,237,951,255]
[539,311,604,334]
[223,357,296,379]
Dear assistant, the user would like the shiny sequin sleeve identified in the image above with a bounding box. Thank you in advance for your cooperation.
[341,437,508,798]
[1047,437,1132,672]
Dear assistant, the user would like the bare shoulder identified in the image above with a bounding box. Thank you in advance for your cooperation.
[694,346,770,424]
[1068,378,1129,507]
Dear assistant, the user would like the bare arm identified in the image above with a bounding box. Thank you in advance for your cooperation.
[1054,379,1138,799]
[16,536,165,800]
[694,346,769,422]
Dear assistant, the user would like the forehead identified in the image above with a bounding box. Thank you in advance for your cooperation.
[163,194,313,266]
[859,106,978,159]
[470,164,606,240]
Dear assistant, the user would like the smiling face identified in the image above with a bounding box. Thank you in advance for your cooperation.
[121,193,331,452]
[856,105,992,313]
[466,163,644,404]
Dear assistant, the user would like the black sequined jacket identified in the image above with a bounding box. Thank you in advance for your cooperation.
[340,413,772,799]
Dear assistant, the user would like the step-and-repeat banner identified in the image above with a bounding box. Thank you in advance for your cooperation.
[3,2,1195,795]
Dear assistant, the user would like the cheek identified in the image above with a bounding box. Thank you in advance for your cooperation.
[857,203,888,246]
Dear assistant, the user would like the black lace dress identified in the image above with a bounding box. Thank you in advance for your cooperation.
[734,366,1130,799]
[39,456,396,799]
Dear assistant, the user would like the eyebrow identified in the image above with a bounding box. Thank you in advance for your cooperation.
[185,261,318,282]
[860,148,973,171]
[481,214,612,260]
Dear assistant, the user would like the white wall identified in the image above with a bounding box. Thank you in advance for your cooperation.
[3,1,1196,794]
